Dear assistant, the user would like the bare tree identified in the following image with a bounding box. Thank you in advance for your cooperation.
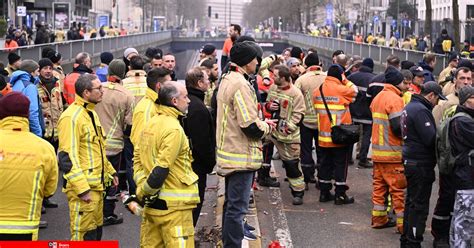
[424,0,432,46]
[453,0,460,50]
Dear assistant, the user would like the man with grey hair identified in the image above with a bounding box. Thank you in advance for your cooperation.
[63,52,93,104]
[58,73,118,240]
[135,81,199,247]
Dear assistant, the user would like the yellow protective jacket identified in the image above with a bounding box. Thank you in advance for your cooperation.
[266,84,305,143]
[216,64,271,176]
[294,66,326,130]
[136,105,199,211]
[0,117,58,239]
[131,88,160,192]
[95,81,135,156]
[38,77,64,140]
[122,70,147,103]
[57,95,116,196]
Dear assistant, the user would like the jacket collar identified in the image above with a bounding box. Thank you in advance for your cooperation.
[126,70,146,78]
[0,117,30,132]
[383,84,403,96]
[229,63,251,81]
[411,94,434,110]
[456,105,474,118]
[157,105,183,119]
[72,64,93,74]
[74,95,96,111]
[324,76,343,85]
[186,86,205,101]
[306,65,322,72]
[145,88,159,102]
[359,66,374,73]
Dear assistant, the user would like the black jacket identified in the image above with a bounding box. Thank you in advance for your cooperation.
[418,61,435,83]
[367,72,386,104]
[401,94,437,164]
[450,106,474,190]
[183,87,216,175]
[433,35,455,54]
[348,66,376,123]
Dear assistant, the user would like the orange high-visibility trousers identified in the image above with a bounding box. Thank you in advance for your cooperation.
[371,162,407,233]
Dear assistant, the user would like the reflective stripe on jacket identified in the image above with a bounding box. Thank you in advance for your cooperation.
[58,95,116,196]
[266,84,305,143]
[294,66,326,130]
[95,82,135,155]
[137,105,199,211]
[38,78,63,140]
[313,76,358,147]
[370,84,404,163]
[216,64,271,176]
[0,117,58,240]
[122,70,147,103]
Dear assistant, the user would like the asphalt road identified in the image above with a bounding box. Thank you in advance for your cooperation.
[38,176,219,248]
[256,158,440,248]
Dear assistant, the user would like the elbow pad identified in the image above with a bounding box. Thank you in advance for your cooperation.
[143,166,169,196]
[241,122,265,139]
[58,151,73,174]
[389,117,402,138]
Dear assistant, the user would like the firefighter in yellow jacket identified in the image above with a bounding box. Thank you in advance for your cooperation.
[136,81,199,248]
[370,67,409,233]
[57,74,118,241]
[0,92,58,241]
[216,42,274,247]
[264,65,306,204]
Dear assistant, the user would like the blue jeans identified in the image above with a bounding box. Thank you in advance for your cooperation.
[222,171,254,248]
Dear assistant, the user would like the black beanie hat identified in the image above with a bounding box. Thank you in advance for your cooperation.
[201,44,216,55]
[100,52,114,65]
[401,60,416,70]
[327,64,344,81]
[8,53,21,65]
[385,66,404,86]
[145,47,158,59]
[41,47,55,58]
[290,47,304,60]
[230,42,258,67]
[304,53,320,67]
[236,35,256,43]
[38,58,54,70]
[45,50,62,64]
[362,58,374,69]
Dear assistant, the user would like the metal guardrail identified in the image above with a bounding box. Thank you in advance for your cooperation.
[0,31,172,66]
[286,33,448,76]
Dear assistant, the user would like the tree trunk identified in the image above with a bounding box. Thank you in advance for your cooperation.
[452,0,460,51]
[424,0,432,49]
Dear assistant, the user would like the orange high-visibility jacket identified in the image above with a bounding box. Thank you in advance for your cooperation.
[313,76,358,148]
[370,84,404,163]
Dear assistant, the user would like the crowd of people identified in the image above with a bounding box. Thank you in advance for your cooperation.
[4,21,139,51]
[0,21,474,248]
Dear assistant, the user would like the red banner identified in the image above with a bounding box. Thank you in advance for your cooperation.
[0,241,119,248]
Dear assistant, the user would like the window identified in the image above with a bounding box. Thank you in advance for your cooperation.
[468,5,474,19]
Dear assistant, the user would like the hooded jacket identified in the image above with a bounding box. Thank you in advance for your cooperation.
[10,70,44,137]
[450,106,474,190]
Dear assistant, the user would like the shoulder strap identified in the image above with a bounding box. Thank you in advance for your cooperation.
[319,84,333,124]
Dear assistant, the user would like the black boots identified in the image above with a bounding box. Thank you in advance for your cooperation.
[292,190,304,205]
[334,193,355,205]
[319,191,335,202]
[258,165,280,187]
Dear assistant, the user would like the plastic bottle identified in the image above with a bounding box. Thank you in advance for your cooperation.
[121,192,143,216]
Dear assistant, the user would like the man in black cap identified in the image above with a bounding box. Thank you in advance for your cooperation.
[216,41,275,247]
[433,29,455,54]
[409,66,426,94]
[199,44,217,63]
[348,58,376,168]
[400,82,447,247]
[5,53,21,77]
[439,53,460,86]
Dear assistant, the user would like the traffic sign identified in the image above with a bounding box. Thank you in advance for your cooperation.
[17,6,27,17]
[373,16,379,23]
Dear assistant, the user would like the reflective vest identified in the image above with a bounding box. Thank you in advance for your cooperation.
[137,105,199,211]
[294,66,326,130]
[38,78,63,140]
[216,65,271,176]
[122,70,147,104]
[58,95,117,196]
[370,84,404,163]
[313,76,357,147]
[0,117,58,240]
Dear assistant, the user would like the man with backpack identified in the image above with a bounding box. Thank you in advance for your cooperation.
[431,66,473,247]
[400,82,447,247]
[433,29,455,55]
[447,86,474,247]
